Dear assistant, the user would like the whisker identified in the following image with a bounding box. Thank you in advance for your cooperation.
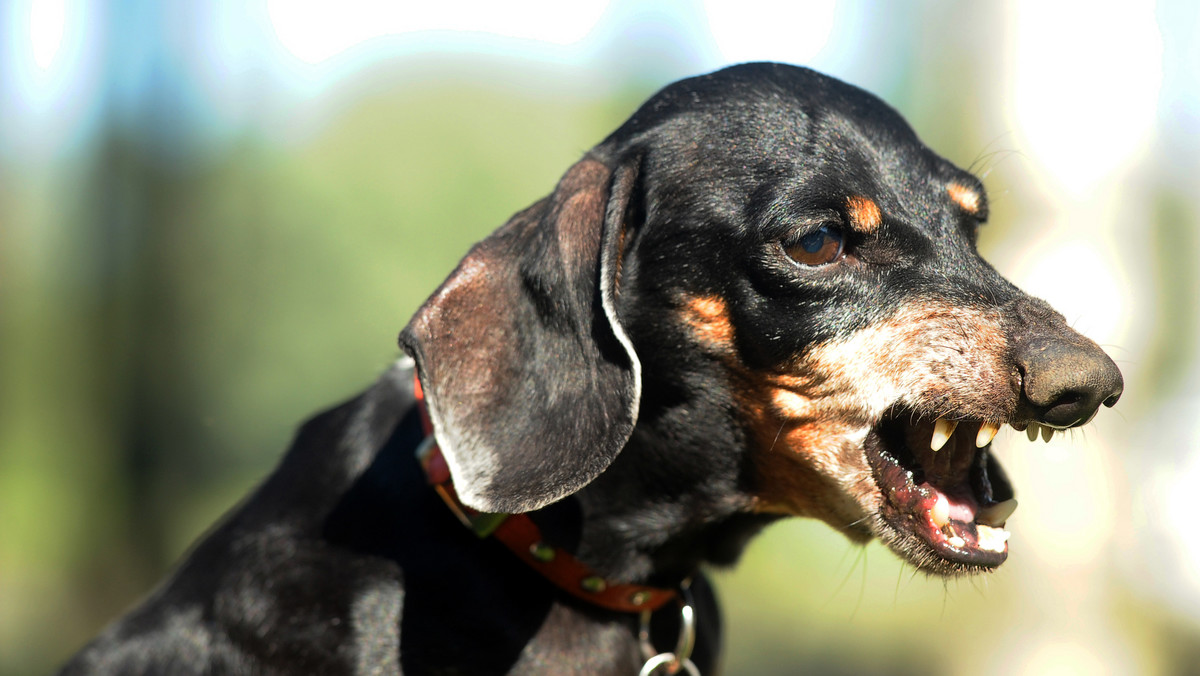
[850,547,869,621]
[940,578,952,619]
[840,514,872,531]
[894,561,906,606]
[824,545,867,611]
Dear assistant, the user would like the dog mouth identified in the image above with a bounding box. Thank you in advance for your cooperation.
[865,408,1017,573]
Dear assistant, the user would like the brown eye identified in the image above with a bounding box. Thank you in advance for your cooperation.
[783,225,845,266]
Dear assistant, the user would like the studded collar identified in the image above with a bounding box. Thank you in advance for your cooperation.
[412,375,679,614]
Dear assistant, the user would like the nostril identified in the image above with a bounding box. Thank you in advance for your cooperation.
[1041,390,1094,429]
[1054,391,1082,408]
[1103,392,1121,408]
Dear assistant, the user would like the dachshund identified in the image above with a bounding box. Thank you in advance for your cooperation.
[58,62,1123,676]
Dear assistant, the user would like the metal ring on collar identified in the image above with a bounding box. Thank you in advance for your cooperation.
[638,579,697,675]
[639,651,700,676]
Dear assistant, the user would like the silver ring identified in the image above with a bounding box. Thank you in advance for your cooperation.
[638,580,697,673]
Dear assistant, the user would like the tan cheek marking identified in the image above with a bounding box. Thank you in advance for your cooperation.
[735,369,876,527]
[749,414,877,528]
[845,196,882,234]
[770,387,815,420]
[682,295,735,350]
[742,302,1016,524]
[947,183,981,215]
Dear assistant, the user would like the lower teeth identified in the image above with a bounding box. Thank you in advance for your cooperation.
[975,524,1010,553]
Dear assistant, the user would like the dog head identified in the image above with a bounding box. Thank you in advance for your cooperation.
[400,63,1123,576]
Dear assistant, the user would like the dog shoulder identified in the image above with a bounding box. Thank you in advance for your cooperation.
[56,363,418,676]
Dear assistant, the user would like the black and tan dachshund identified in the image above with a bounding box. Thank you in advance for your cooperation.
[58,63,1122,675]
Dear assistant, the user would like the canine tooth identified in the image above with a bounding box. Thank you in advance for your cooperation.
[976,524,1011,553]
[931,493,951,528]
[948,535,966,548]
[976,498,1018,526]
[1041,425,1053,442]
[976,422,1000,448]
[931,418,957,451]
[1026,424,1040,442]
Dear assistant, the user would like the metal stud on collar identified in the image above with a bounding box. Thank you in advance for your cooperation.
[638,581,699,676]
[581,576,608,593]
[529,542,556,562]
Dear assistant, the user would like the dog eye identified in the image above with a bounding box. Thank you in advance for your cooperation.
[783,225,845,266]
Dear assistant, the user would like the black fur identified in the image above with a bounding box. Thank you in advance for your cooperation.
[58,63,1122,675]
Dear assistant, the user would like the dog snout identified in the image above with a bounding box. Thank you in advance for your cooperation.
[1013,331,1124,429]
[1003,297,1122,428]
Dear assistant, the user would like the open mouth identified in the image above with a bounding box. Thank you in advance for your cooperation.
[865,408,1017,572]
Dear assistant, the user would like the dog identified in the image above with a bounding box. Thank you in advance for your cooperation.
[57,62,1123,675]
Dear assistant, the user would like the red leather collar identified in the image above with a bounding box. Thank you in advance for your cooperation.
[413,376,678,614]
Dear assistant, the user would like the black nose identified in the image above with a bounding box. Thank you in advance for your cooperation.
[1015,335,1124,428]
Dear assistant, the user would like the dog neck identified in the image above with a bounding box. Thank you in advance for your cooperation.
[413,374,693,612]
[559,377,778,588]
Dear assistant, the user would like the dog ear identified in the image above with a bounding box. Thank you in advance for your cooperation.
[399,155,643,514]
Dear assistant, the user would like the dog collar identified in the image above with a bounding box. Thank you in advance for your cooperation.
[412,376,678,614]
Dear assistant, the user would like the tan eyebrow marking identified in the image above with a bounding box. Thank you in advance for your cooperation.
[845,196,882,234]
[682,295,735,350]
[947,183,982,215]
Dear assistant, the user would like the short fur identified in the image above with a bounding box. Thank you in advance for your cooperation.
[58,63,1122,675]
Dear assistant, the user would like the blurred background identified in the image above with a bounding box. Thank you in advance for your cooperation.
[2,1,1197,674]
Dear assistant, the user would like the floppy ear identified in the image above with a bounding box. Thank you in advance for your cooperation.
[399,155,643,514]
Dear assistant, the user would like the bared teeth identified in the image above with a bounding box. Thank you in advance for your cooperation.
[930,492,951,528]
[976,422,1000,448]
[947,535,966,548]
[976,498,1018,526]
[1025,422,1058,443]
[930,418,957,451]
[976,524,1011,553]
[932,419,1005,450]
